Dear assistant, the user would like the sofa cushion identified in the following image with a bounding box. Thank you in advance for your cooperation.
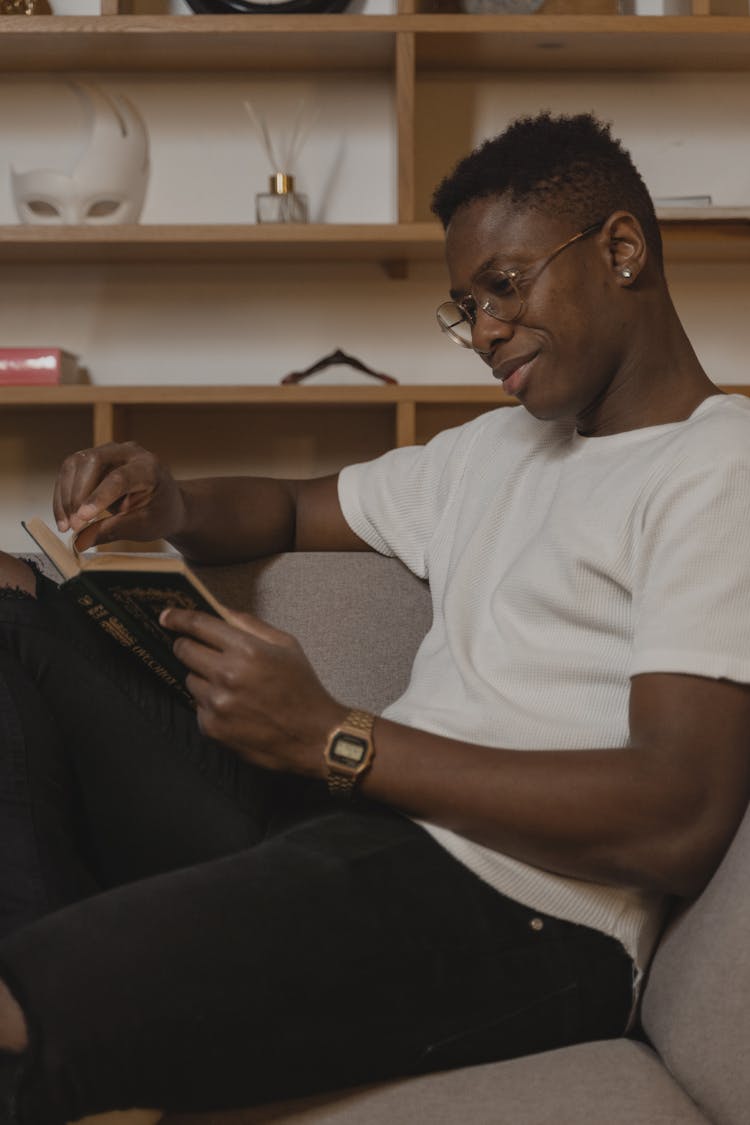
[194,553,432,716]
[641,799,750,1125]
[164,1040,708,1125]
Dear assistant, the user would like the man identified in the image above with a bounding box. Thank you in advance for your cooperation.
[1,111,750,1124]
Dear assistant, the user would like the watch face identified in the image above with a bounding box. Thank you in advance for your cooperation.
[330,732,368,770]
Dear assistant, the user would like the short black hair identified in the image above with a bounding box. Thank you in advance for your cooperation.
[431,111,663,271]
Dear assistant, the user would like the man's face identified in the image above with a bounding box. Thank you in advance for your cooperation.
[445,195,628,429]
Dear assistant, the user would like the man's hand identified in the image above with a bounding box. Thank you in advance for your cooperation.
[160,606,346,776]
[53,442,187,551]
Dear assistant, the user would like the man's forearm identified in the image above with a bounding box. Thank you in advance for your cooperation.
[342,673,750,900]
[168,476,299,564]
[357,704,747,902]
[359,718,701,896]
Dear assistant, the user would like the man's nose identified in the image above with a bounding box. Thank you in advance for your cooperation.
[471,307,515,356]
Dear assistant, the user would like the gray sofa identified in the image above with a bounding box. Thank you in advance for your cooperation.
[28,551,750,1124]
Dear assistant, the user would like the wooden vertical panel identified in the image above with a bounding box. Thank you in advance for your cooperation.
[395,400,417,447]
[93,400,118,443]
[396,32,416,225]
[691,0,711,12]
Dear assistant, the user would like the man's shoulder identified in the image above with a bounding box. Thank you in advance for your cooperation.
[639,394,750,510]
[667,393,750,462]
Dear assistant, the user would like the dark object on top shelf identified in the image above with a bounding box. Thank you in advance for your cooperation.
[281,348,398,385]
[185,0,350,12]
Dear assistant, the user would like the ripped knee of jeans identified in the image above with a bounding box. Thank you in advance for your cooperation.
[0,558,43,602]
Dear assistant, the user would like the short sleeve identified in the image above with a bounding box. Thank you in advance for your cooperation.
[631,446,750,685]
[337,421,482,580]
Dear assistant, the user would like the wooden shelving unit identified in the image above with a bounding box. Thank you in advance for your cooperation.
[2,11,750,537]
[3,14,750,75]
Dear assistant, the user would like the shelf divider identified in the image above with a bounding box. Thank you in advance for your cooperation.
[396,31,416,225]
[395,399,417,447]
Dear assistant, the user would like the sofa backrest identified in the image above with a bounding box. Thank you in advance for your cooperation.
[195,552,432,716]
[641,800,750,1125]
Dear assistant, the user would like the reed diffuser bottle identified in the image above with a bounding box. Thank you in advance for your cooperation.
[245,98,312,225]
[256,172,308,224]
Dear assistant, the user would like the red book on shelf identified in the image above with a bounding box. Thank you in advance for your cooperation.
[0,347,83,386]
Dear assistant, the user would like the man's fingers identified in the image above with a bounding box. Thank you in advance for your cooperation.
[72,512,117,553]
[54,443,156,532]
[69,476,145,534]
[172,636,223,681]
[55,450,106,530]
[160,607,240,650]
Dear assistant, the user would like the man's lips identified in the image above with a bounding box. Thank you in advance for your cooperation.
[493,352,540,394]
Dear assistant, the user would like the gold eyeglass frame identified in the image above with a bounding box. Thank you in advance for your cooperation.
[436,220,605,350]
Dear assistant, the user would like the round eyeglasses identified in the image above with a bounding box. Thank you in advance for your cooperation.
[436,221,604,350]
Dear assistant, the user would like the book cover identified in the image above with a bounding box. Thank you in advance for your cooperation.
[0,348,84,386]
[23,517,233,706]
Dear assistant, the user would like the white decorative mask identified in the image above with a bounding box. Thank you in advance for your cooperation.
[11,82,149,225]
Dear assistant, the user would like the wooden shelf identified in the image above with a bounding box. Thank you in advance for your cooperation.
[1,211,748,268]
[0,223,445,274]
[410,15,750,73]
[658,209,750,263]
[0,15,400,74]
[0,384,520,454]
[1,15,749,75]
[0,384,516,407]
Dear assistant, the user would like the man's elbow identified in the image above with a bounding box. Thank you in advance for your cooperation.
[647,810,744,900]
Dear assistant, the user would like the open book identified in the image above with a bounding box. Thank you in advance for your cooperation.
[23,517,233,707]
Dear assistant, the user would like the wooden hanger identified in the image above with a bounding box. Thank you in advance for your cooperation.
[281,348,398,385]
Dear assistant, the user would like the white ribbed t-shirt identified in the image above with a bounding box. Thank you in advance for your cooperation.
[338,393,750,970]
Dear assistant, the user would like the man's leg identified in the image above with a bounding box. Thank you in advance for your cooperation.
[0,559,35,601]
[0,549,284,1119]
[0,551,281,921]
[0,980,25,1052]
[0,801,633,1125]
[0,558,632,1121]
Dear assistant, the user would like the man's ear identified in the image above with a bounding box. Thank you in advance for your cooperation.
[601,211,648,285]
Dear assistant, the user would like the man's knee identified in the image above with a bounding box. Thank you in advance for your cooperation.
[0,553,37,599]
[0,979,29,1054]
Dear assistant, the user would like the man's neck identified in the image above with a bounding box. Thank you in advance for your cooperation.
[577,298,719,438]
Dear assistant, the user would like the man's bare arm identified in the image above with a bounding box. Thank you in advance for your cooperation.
[53,442,365,560]
[169,473,366,563]
[358,671,750,898]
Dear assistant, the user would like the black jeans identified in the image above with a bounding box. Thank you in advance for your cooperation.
[0,568,634,1125]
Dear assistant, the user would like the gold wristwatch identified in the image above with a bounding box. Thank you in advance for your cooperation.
[323,709,375,797]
